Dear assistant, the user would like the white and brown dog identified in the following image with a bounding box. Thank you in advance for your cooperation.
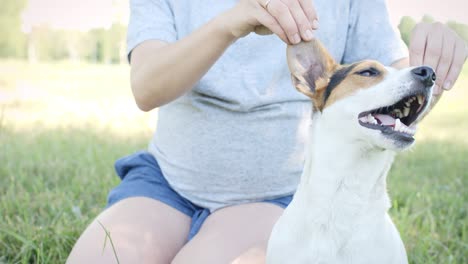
[266,40,435,264]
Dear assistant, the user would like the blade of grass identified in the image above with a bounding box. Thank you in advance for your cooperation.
[97,220,120,264]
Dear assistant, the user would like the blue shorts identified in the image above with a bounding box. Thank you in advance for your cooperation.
[107,151,294,240]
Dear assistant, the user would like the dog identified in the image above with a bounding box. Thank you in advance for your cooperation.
[266,39,435,264]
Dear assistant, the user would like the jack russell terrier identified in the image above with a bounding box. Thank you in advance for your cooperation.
[266,39,435,264]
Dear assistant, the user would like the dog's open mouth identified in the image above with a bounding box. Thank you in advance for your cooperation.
[358,93,429,141]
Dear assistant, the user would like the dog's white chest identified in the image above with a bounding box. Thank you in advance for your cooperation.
[266,190,408,264]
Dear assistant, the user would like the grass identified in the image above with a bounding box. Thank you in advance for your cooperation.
[97,220,120,264]
[0,59,467,263]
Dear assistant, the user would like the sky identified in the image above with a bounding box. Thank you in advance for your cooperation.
[21,0,126,32]
[387,0,468,26]
[20,0,468,32]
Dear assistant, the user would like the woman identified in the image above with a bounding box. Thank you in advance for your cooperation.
[67,0,466,263]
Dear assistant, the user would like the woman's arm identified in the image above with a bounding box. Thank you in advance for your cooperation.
[130,17,235,111]
[130,0,318,111]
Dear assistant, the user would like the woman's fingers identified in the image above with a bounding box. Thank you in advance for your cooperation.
[444,39,467,90]
[255,8,289,43]
[422,23,443,74]
[421,23,445,93]
[409,23,429,67]
[435,30,456,89]
[266,0,301,44]
[256,0,317,43]
[409,21,468,93]
[299,0,319,29]
[281,0,314,41]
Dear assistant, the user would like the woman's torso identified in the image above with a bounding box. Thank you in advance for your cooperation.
[150,0,354,211]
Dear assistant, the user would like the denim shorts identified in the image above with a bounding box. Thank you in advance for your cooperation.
[107,151,294,240]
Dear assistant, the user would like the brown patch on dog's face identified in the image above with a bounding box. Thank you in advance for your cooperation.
[323,61,388,108]
[287,41,388,112]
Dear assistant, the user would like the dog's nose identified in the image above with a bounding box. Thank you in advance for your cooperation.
[411,66,436,88]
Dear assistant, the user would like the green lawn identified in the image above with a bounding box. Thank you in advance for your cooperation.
[0,60,467,263]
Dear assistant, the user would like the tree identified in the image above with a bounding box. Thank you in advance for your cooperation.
[398,15,468,48]
[0,0,28,58]
[84,24,126,64]
[421,15,435,24]
[398,16,417,47]
[26,27,69,61]
[447,21,468,44]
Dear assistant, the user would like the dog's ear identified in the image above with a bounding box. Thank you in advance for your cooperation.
[287,39,338,111]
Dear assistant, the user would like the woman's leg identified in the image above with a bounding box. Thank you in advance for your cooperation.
[67,197,191,264]
[171,202,284,264]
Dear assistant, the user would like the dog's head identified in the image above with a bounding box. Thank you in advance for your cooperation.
[288,40,434,151]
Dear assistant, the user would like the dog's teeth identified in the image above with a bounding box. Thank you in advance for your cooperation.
[366,114,378,125]
[394,109,402,118]
[395,119,401,131]
[403,107,410,117]
[417,95,423,105]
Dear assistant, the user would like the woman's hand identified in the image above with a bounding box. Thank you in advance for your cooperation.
[224,0,319,44]
[409,22,468,94]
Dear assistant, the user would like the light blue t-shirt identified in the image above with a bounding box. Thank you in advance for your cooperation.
[127,0,408,211]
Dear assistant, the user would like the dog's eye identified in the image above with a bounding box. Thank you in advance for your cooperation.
[356,68,380,77]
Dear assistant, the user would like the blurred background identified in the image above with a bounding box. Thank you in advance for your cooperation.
[0,0,467,263]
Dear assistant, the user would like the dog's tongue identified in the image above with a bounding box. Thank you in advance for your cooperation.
[374,114,396,126]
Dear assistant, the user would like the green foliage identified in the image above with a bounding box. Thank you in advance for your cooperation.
[0,0,27,58]
[422,15,436,23]
[0,0,126,63]
[398,15,468,47]
[1,0,466,63]
[31,28,69,61]
[0,127,140,263]
[398,16,417,46]
[26,25,126,63]
[86,24,125,64]
[447,21,468,43]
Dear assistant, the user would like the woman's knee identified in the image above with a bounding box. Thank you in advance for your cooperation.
[172,202,283,264]
[231,247,267,264]
[67,197,191,264]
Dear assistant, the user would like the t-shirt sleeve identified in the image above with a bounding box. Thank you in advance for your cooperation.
[342,0,408,66]
[127,0,177,62]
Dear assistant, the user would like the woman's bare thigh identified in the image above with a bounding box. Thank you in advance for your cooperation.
[67,197,191,264]
[172,202,284,264]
